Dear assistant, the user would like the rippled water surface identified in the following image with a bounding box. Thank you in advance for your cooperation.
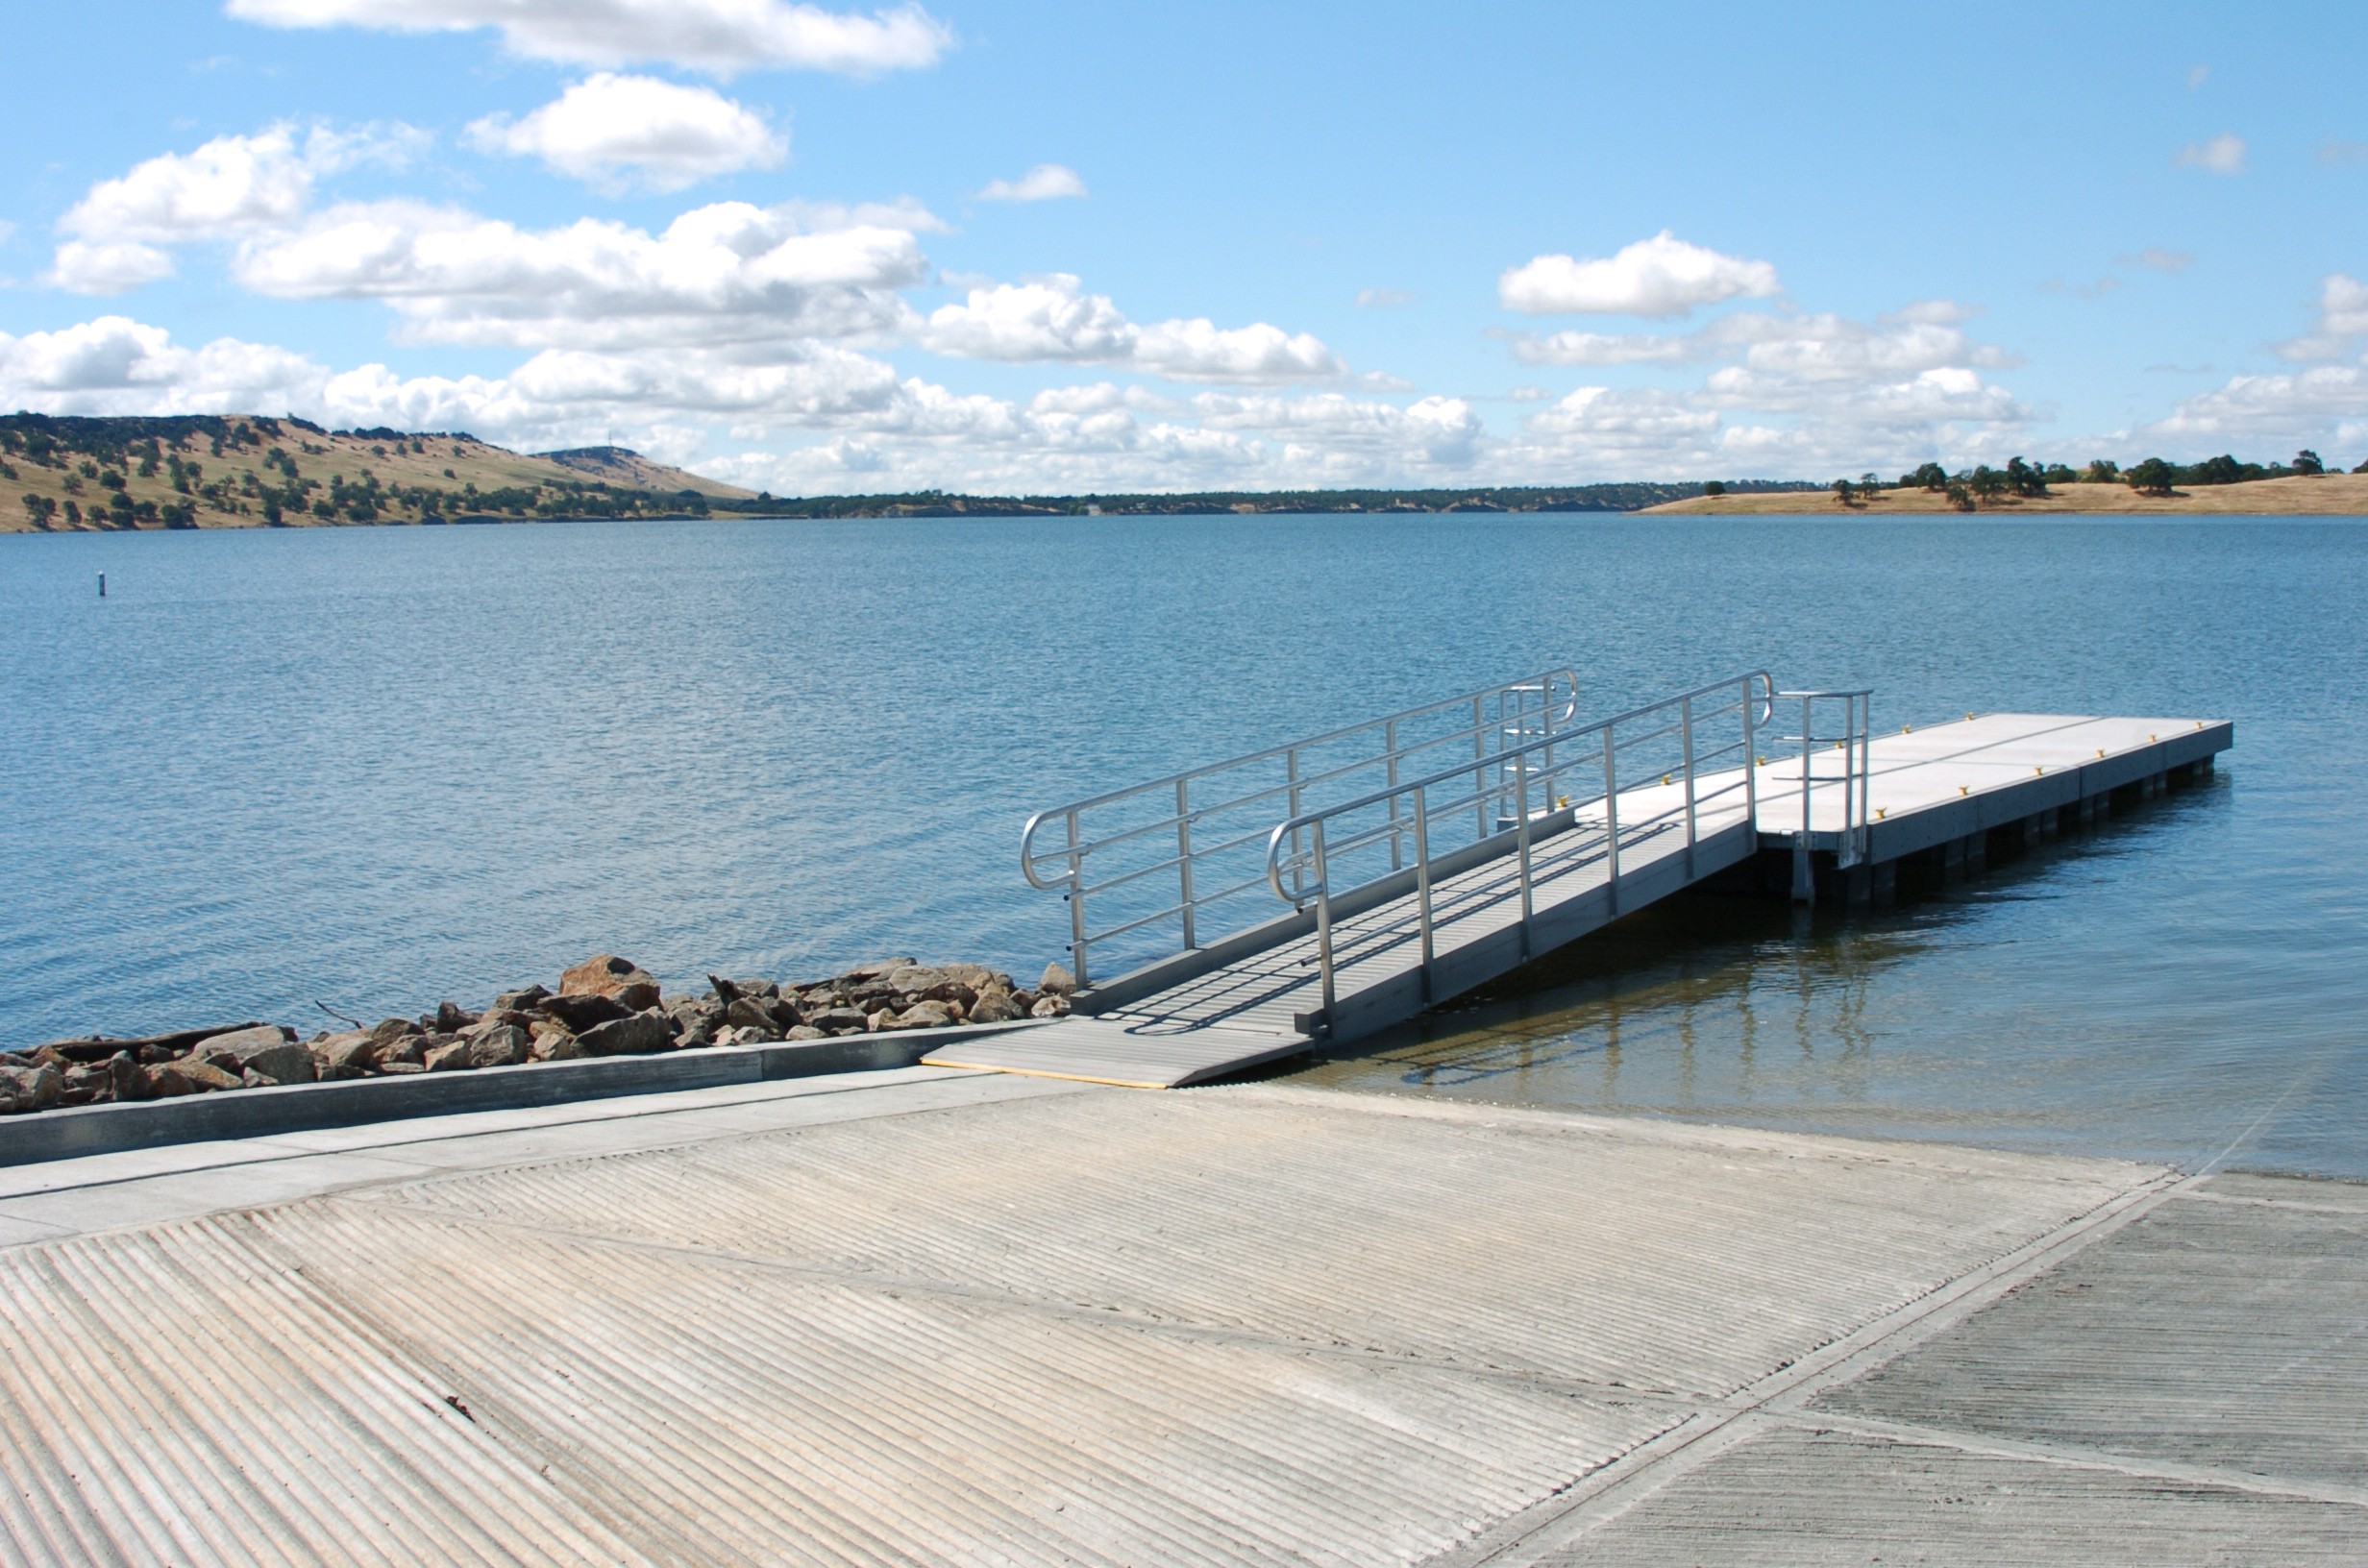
[3,515,2361,1173]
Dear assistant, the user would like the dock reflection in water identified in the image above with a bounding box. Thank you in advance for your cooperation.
[1278,777,2367,1181]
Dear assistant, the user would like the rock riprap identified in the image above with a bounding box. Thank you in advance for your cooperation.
[0,954,1072,1115]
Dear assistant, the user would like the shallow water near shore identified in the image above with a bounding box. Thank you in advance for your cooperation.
[2,513,2362,1175]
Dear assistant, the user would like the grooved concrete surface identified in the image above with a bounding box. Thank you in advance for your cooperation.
[0,1069,2360,1564]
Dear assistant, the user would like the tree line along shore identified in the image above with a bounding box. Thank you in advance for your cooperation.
[4,412,2362,530]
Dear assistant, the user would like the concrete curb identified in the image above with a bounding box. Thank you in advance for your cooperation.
[0,1020,1045,1168]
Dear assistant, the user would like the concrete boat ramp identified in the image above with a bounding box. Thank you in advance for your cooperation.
[4,1067,2363,1565]
[931,675,2232,1088]
[3,669,2302,1562]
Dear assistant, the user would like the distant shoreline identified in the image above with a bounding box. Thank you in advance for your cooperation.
[1645,474,2368,516]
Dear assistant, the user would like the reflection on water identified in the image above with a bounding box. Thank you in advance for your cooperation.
[1277,772,2367,1180]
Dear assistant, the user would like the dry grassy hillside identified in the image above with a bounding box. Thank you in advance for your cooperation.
[1647,474,2368,516]
[0,414,752,534]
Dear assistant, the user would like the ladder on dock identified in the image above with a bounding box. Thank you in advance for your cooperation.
[923,674,2231,1089]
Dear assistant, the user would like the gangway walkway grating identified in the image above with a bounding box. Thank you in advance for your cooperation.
[927,674,2232,1089]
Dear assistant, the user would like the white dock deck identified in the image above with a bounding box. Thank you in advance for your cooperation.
[928,712,2232,1088]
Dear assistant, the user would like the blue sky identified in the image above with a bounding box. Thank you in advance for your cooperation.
[3,0,2364,492]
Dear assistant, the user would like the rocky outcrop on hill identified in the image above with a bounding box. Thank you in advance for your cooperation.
[0,953,1072,1115]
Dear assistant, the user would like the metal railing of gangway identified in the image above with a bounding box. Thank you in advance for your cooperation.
[1021,670,1580,986]
[1261,672,1781,1024]
[1770,688,1874,902]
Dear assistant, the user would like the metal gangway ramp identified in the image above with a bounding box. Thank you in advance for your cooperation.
[926,670,1827,1087]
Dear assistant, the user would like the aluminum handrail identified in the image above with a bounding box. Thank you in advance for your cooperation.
[1260,672,1777,1024]
[1771,688,1873,901]
[1020,671,1579,851]
[1020,668,1580,985]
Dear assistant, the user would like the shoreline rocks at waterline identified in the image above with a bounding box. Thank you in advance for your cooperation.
[0,955,1077,1116]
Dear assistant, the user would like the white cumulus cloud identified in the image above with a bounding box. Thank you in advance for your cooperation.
[974,163,1086,202]
[2276,274,2368,361]
[1498,231,1781,317]
[224,0,952,75]
[234,198,930,349]
[468,75,787,192]
[922,274,1344,382]
[49,122,424,293]
[2175,133,2246,174]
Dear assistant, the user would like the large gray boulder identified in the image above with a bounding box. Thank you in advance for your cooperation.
[967,989,1022,1024]
[559,954,662,1012]
[466,1024,531,1069]
[884,1001,954,1031]
[576,1010,674,1057]
[312,1031,376,1079]
[194,1025,314,1087]
[539,992,631,1033]
[148,1057,241,1096]
[0,1062,62,1113]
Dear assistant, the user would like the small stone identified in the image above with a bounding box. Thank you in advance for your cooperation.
[538,992,631,1033]
[369,1017,422,1050]
[842,958,918,982]
[784,1025,826,1041]
[1011,990,1038,1013]
[967,989,1022,1024]
[494,983,552,1011]
[805,1006,868,1034]
[725,996,782,1037]
[379,1033,428,1068]
[1030,995,1072,1018]
[105,1050,146,1102]
[886,1000,954,1031]
[433,1001,477,1033]
[194,1025,313,1086]
[532,1030,584,1063]
[423,1040,475,1072]
[466,1024,530,1069]
[2,1062,66,1112]
[885,965,950,996]
[576,1010,673,1057]
[378,1061,428,1075]
[150,1057,240,1095]
[941,963,1008,991]
[64,1062,114,1101]
[1039,962,1077,997]
[866,1008,894,1032]
[559,954,661,1012]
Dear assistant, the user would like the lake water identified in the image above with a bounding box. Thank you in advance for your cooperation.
[3,514,2361,1176]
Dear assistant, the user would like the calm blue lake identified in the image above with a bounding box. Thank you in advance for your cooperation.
[3,514,2361,1175]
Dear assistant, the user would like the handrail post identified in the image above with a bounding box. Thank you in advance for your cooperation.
[1175,777,1196,951]
[1066,807,1089,986]
[1793,695,1814,904]
[1385,718,1402,870]
[1287,747,1305,907]
[1858,694,1872,862]
[1472,696,1488,842]
[1514,749,1535,955]
[1413,784,1434,999]
[1312,819,1336,1022]
[1741,677,1759,850]
[1601,724,1621,897]
[1681,693,1697,853]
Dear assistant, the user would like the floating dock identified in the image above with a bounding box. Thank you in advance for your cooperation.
[929,674,2231,1089]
